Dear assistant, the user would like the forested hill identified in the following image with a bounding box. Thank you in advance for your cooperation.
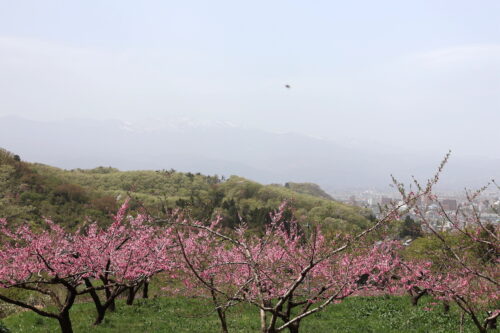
[284,182,334,200]
[0,148,371,232]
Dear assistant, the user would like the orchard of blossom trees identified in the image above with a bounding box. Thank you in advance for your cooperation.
[0,161,498,333]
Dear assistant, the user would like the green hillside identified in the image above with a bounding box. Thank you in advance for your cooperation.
[0,148,114,229]
[282,182,334,200]
[1,148,371,232]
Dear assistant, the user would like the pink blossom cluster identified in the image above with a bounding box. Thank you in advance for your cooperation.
[172,203,405,332]
[0,201,174,290]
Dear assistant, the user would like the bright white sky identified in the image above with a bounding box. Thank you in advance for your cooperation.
[0,0,499,157]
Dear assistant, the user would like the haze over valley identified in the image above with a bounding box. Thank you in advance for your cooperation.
[1,115,498,194]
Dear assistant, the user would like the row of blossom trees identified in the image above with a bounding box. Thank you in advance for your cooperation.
[0,201,403,333]
[0,200,175,332]
[0,161,498,333]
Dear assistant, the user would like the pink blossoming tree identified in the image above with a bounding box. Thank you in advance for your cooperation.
[393,153,499,333]
[76,200,176,325]
[0,201,176,331]
[170,202,405,333]
[0,218,96,333]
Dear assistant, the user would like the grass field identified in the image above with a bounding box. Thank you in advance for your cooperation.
[1,296,479,332]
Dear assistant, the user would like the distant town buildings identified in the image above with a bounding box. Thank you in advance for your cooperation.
[441,199,457,211]
[332,189,499,231]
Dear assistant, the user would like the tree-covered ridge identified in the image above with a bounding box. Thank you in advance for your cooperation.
[0,148,371,232]
[0,149,118,229]
[31,164,371,232]
[281,182,334,200]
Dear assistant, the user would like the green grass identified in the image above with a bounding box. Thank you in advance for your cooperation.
[1,296,479,332]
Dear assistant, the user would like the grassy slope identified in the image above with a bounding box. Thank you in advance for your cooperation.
[2,296,477,333]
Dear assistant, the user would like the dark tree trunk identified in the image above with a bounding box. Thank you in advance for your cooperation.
[485,312,497,330]
[108,298,116,312]
[102,275,115,312]
[126,286,137,305]
[442,301,450,313]
[216,308,229,333]
[93,307,106,326]
[85,278,127,325]
[208,278,228,333]
[142,281,149,299]
[58,312,73,333]
[95,287,127,324]
[409,288,427,306]
[287,322,300,333]
[469,312,487,333]
[84,279,106,325]
[57,287,77,333]
[486,319,497,330]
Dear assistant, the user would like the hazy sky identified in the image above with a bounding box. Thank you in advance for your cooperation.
[1,1,499,157]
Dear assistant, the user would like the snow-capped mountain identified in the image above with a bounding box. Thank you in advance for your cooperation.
[1,115,498,191]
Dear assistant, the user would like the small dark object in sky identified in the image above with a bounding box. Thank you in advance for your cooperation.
[285,84,291,89]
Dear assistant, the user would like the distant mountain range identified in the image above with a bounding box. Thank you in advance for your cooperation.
[1,115,498,192]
